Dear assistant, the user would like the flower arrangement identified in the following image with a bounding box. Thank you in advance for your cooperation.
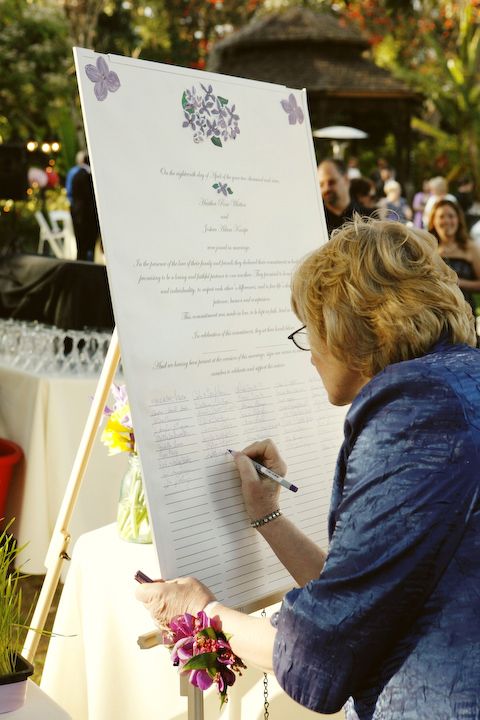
[101,384,135,455]
[101,384,151,543]
[167,610,246,707]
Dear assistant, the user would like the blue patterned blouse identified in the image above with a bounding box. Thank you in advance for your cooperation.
[272,340,480,719]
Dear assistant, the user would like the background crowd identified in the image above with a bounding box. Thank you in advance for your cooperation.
[317,157,480,332]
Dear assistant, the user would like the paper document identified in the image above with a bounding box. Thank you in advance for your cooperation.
[74,49,346,607]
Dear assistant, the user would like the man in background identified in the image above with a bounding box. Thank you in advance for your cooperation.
[318,159,373,234]
[70,155,100,261]
[65,150,86,205]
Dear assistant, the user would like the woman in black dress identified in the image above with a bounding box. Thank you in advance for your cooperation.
[428,198,480,313]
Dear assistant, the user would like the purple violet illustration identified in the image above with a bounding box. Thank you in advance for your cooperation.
[85,56,121,102]
[212,182,233,196]
[182,83,240,147]
[280,93,304,125]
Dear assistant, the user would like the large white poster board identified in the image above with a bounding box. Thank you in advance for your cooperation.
[74,49,346,608]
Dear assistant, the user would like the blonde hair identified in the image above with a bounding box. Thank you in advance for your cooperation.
[383,179,401,195]
[291,217,476,377]
[429,176,448,194]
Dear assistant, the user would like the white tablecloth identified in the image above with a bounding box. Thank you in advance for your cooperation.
[0,365,127,573]
[4,681,71,719]
[41,524,344,720]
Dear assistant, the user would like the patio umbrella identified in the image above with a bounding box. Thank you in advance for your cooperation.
[312,125,368,140]
[312,126,368,158]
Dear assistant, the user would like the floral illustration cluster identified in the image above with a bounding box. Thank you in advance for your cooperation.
[212,182,233,196]
[168,610,246,707]
[182,83,240,147]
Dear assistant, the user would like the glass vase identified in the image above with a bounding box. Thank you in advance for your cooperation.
[117,453,152,543]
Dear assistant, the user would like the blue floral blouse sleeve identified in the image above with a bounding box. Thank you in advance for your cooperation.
[272,369,479,714]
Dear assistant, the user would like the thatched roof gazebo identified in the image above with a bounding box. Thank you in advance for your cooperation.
[208,7,420,184]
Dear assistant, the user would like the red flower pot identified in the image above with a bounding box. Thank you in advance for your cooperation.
[0,440,23,522]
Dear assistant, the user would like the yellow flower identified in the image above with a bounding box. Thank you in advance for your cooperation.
[101,408,135,455]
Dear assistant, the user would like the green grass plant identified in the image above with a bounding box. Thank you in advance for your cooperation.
[0,520,28,676]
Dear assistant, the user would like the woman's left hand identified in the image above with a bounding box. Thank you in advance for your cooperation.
[135,576,216,628]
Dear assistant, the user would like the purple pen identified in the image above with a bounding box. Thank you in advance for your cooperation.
[134,570,154,584]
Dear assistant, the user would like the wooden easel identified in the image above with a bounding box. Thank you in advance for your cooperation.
[20,328,209,717]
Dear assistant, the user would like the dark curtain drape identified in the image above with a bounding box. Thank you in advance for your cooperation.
[0,254,114,330]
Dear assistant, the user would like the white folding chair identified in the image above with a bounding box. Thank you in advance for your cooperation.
[35,211,77,260]
[48,210,77,260]
[35,212,65,258]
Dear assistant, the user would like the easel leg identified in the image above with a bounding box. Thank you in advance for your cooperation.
[188,685,205,720]
[180,674,204,720]
[22,328,121,663]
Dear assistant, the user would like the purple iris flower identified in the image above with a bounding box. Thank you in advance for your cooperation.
[206,119,219,137]
[85,56,121,102]
[200,83,215,103]
[226,105,239,124]
[195,610,210,628]
[171,636,194,666]
[216,639,234,661]
[112,383,128,406]
[189,669,214,691]
[217,667,236,691]
[281,93,304,125]
[170,613,196,639]
[182,111,196,130]
[103,384,131,426]
[212,100,227,124]
[199,99,212,116]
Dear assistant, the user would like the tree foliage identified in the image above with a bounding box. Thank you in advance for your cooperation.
[329,0,480,184]
[93,0,263,68]
[0,0,73,143]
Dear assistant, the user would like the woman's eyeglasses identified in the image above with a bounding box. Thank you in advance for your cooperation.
[287,325,310,351]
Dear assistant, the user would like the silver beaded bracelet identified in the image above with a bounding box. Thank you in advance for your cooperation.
[250,509,282,528]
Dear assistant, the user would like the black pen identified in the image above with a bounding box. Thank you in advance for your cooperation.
[227,449,298,492]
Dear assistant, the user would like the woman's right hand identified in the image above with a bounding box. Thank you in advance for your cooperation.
[232,439,287,521]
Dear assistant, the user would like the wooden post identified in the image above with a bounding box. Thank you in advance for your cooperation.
[180,675,204,720]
